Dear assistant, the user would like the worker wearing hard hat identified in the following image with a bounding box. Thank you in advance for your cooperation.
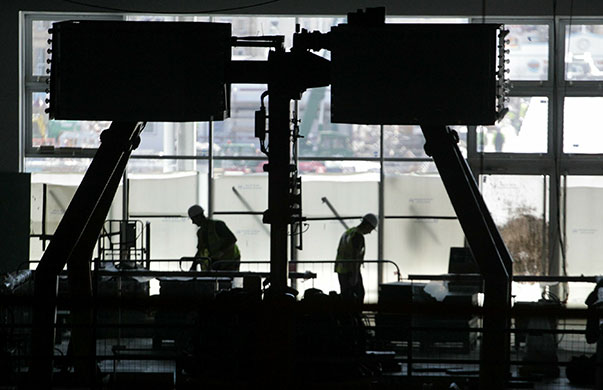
[187,204,241,271]
[334,213,378,304]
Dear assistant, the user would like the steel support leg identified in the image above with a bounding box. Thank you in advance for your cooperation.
[29,121,144,387]
[421,125,511,390]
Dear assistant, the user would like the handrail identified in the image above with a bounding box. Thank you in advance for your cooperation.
[408,273,600,283]
[211,259,402,282]
[93,269,317,280]
[22,259,402,281]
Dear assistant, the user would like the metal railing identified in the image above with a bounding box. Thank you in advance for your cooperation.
[1,273,601,389]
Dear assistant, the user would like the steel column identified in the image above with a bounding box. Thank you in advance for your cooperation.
[29,121,144,387]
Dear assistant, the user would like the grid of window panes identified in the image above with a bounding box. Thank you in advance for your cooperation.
[24,14,603,306]
[472,23,551,155]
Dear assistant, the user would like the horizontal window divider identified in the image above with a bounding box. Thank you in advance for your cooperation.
[468,157,554,174]
[298,156,382,161]
[25,80,49,89]
[468,153,551,159]
[559,160,603,175]
[303,215,457,221]
[128,214,459,220]
[409,273,599,283]
[28,153,436,163]
[130,154,211,160]
[26,148,97,158]
[383,215,457,220]
[211,155,265,160]
[508,82,554,93]
[129,214,187,219]
[212,211,263,215]
[382,157,433,162]
[557,84,603,95]
[562,153,603,159]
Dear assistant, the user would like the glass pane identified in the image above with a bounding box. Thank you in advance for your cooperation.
[384,163,456,218]
[383,160,438,175]
[565,176,603,305]
[383,126,467,158]
[133,121,208,157]
[129,170,203,217]
[213,158,264,176]
[477,96,548,153]
[25,157,92,173]
[32,20,53,76]
[213,168,267,212]
[302,167,379,218]
[383,162,464,279]
[213,173,270,261]
[33,92,210,155]
[298,86,380,158]
[32,92,111,149]
[219,214,270,262]
[29,171,123,260]
[480,175,548,277]
[143,217,198,261]
[565,25,603,81]
[506,25,549,81]
[384,219,464,278]
[564,97,603,153]
[128,165,208,262]
[218,84,266,153]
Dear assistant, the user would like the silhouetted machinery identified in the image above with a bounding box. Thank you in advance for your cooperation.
[25,7,513,389]
[377,248,482,353]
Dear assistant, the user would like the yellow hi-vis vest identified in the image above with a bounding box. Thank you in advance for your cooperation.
[334,227,364,274]
[197,220,241,270]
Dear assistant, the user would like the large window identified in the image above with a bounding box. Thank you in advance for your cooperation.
[22,13,603,305]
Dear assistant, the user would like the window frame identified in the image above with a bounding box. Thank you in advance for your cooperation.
[25,13,603,279]
[22,12,124,158]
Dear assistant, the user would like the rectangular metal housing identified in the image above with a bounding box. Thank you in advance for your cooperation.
[49,20,231,122]
[330,23,501,125]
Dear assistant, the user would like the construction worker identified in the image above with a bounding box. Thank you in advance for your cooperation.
[334,213,378,304]
[187,204,241,271]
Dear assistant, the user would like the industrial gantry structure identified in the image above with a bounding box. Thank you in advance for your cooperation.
[30,8,513,388]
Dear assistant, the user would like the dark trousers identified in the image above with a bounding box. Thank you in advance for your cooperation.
[338,272,365,304]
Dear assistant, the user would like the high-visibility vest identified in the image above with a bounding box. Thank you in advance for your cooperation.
[197,220,241,270]
[334,227,364,274]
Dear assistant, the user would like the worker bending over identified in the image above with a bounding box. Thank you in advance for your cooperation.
[187,204,241,271]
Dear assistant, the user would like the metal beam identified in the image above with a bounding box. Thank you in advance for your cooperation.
[266,87,292,293]
[421,125,511,390]
[29,121,144,387]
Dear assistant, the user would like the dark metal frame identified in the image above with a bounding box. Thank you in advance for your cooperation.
[30,19,513,389]
[30,121,145,386]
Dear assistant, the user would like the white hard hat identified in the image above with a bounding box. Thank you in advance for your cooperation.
[362,213,378,229]
[188,205,204,218]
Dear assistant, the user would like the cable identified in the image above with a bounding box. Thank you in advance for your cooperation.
[60,0,281,14]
